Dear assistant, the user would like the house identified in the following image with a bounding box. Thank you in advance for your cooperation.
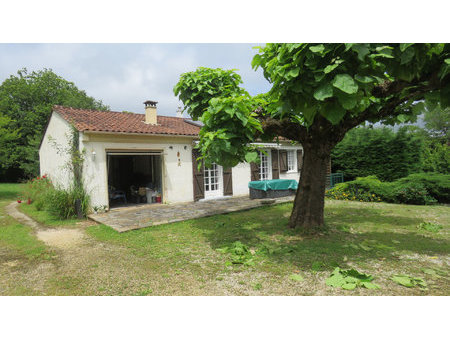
[39,101,304,209]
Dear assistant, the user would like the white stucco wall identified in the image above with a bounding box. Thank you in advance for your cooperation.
[39,112,74,190]
[81,133,195,208]
[231,162,251,196]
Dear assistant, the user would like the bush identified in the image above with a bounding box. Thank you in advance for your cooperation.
[391,182,437,205]
[46,184,90,219]
[325,179,383,202]
[20,175,55,209]
[326,173,448,205]
[394,173,450,203]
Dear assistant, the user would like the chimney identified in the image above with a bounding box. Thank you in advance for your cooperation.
[176,106,183,118]
[144,100,158,125]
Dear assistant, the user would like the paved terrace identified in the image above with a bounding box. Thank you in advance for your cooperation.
[89,195,295,232]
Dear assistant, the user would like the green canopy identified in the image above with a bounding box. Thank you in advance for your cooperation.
[248,179,298,191]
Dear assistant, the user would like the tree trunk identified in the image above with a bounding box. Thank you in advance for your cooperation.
[288,143,331,233]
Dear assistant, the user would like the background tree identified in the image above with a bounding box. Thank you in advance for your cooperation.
[0,68,109,181]
[175,43,449,233]
[0,113,20,173]
[422,102,449,140]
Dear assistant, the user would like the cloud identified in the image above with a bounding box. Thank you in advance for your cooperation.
[0,43,271,116]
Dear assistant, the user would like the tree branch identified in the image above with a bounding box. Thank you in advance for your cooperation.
[260,117,308,143]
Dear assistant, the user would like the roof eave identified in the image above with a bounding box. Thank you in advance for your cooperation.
[82,130,199,139]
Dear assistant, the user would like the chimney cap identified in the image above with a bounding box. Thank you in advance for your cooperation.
[144,100,158,107]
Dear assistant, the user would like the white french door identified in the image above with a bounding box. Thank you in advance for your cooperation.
[259,150,272,180]
[204,163,223,199]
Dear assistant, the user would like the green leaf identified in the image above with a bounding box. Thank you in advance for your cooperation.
[313,83,334,101]
[324,63,339,74]
[342,283,357,290]
[445,58,450,65]
[351,44,370,61]
[320,103,346,125]
[245,151,258,163]
[288,67,300,78]
[309,44,325,53]
[391,275,414,287]
[336,92,358,110]
[361,282,380,289]
[355,74,374,83]
[332,74,359,94]
[289,274,304,282]
[326,273,345,287]
[399,43,414,52]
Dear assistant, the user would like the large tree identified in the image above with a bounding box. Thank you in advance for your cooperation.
[0,68,109,180]
[174,43,449,233]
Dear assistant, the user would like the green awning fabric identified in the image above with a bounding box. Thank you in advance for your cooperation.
[248,179,298,191]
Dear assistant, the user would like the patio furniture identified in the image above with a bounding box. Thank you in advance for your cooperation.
[248,179,298,199]
[109,186,127,204]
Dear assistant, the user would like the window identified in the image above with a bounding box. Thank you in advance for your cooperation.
[259,151,270,180]
[287,150,296,172]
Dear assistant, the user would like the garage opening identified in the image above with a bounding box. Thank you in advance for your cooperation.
[106,151,163,208]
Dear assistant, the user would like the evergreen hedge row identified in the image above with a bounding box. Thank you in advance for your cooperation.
[331,127,425,181]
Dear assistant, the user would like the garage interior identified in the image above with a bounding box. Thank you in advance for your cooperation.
[106,151,163,208]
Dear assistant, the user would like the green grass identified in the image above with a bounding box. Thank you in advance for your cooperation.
[0,183,49,260]
[86,200,449,295]
[19,203,81,227]
[87,201,449,274]
[1,183,449,295]
[0,183,24,200]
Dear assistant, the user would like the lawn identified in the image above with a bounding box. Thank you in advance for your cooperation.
[0,183,449,295]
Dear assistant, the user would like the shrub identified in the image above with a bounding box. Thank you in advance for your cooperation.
[394,173,450,203]
[326,173,448,205]
[325,181,383,202]
[21,175,55,210]
[391,182,437,205]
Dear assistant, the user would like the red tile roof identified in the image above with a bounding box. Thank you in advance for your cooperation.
[53,105,200,137]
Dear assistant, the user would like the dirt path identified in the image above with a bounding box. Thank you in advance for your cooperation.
[5,201,87,249]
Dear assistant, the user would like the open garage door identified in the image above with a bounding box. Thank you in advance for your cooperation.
[106,150,163,208]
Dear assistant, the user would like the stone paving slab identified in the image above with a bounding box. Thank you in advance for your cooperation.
[88,195,295,232]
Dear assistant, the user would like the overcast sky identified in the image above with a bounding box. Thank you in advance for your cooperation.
[0,44,271,117]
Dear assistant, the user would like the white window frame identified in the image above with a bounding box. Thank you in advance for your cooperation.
[258,150,272,181]
[287,150,297,172]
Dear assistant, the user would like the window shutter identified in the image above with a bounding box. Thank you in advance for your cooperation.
[271,149,280,179]
[297,149,303,172]
[250,162,259,181]
[192,149,204,201]
[279,150,288,172]
[223,167,233,196]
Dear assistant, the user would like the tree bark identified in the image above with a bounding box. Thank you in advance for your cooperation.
[288,142,331,233]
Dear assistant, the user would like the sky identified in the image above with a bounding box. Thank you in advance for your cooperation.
[0,43,271,117]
